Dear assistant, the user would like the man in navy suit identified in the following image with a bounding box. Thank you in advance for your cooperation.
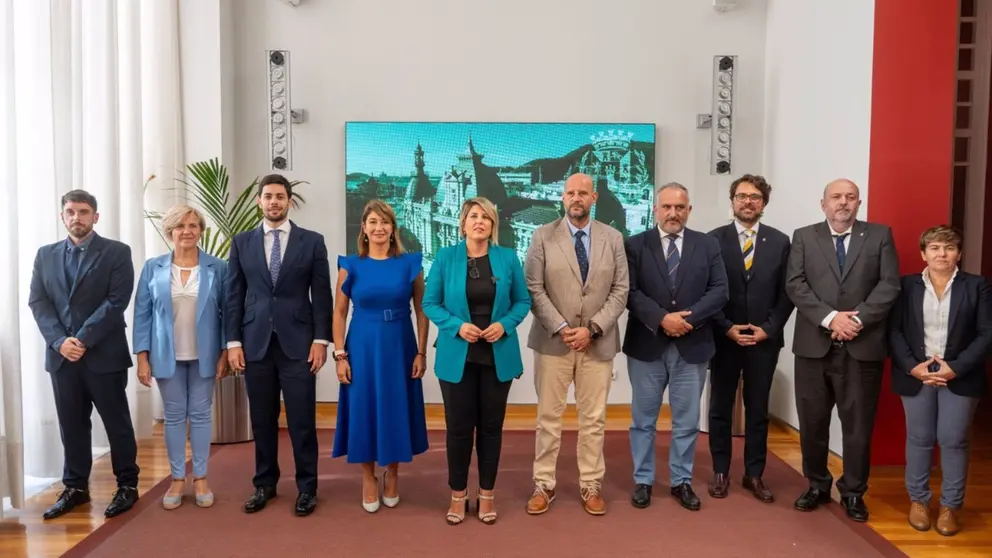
[28,190,140,520]
[624,182,729,512]
[226,174,332,516]
[706,175,793,503]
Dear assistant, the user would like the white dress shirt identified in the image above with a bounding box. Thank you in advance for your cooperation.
[921,267,956,358]
[820,221,859,329]
[734,220,759,254]
[658,226,684,256]
[228,220,329,349]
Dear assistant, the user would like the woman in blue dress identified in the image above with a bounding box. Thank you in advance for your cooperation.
[331,199,429,513]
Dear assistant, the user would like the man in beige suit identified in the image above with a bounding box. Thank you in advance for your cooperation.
[524,173,629,516]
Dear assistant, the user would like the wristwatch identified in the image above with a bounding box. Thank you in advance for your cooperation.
[332,350,348,362]
[590,322,603,340]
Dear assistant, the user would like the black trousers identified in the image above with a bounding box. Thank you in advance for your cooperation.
[438,362,512,491]
[51,361,139,489]
[708,343,778,477]
[245,333,318,495]
[795,346,883,497]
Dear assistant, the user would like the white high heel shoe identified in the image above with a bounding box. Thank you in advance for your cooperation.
[362,475,380,513]
[382,469,400,508]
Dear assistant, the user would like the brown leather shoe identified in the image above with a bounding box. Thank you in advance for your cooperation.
[708,474,729,498]
[908,501,930,531]
[742,476,775,503]
[526,486,555,515]
[935,506,959,536]
[580,486,606,515]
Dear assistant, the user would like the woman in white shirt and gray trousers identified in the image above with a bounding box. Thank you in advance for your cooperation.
[888,225,992,536]
[133,204,229,509]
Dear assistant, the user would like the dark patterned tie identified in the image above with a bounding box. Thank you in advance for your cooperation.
[270,229,282,285]
[835,233,849,275]
[66,245,81,287]
[574,230,589,284]
[666,234,680,287]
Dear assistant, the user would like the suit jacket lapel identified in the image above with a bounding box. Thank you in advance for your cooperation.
[911,278,925,341]
[451,241,470,320]
[70,236,102,299]
[489,246,507,320]
[155,257,174,323]
[841,221,867,282]
[253,227,273,290]
[673,231,694,294]
[553,219,583,285]
[197,253,215,320]
[815,223,843,281]
[645,228,673,292]
[947,274,964,336]
[722,225,746,282]
[52,243,70,298]
[275,222,304,288]
[589,222,609,290]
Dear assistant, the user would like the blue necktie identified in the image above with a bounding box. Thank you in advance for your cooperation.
[66,245,81,287]
[270,229,282,285]
[574,230,589,284]
[835,233,849,275]
[666,234,680,287]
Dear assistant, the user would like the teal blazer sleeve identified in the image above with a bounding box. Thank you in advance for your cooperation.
[496,248,530,336]
[422,247,464,337]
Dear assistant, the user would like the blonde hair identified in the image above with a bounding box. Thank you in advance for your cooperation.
[459,197,499,244]
[357,199,405,257]
[161,204,206,239]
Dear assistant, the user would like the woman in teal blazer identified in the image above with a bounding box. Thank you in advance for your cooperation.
[422,197,531,526]
[132,205,228,510]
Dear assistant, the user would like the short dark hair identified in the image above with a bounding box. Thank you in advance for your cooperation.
[257,174,292,198]
[919,225,963,251]
[729,174,771,205]
[61,189,98,212]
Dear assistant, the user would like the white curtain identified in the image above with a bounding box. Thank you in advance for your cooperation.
[0,0,183,516]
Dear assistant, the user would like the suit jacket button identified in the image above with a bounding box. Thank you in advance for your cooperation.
[671,300,676,305]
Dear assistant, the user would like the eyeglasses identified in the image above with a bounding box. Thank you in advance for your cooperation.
[468,258,480,280]
[734,193,763,202]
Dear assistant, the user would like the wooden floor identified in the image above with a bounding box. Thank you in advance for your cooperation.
[1,403,990,558]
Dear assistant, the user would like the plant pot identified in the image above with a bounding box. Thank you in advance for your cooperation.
[211,373,253,444]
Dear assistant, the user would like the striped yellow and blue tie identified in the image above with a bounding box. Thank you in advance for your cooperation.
[742,229,754,272]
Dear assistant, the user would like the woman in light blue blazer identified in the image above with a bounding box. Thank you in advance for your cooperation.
[133,204,228,509]
[422,197,531,526]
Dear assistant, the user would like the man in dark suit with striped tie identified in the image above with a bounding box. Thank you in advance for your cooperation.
[706,175,793,503]
[623,182,729,512]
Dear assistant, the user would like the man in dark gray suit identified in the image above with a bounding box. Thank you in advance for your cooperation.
[785,178,900,522]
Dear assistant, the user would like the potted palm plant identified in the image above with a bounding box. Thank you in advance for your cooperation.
[145,158,307,444]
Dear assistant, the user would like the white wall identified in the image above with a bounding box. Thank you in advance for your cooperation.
[230,0,769,403]
[761,0,875,454]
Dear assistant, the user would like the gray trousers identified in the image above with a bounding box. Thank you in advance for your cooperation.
[901,386,979,508]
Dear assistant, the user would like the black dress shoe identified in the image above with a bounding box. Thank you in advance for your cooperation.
[841,496,869,522]
[793,487,831,511]
[104,486,139,518]
[295,493,316,516]
[42,487,91,520]
[708,473,729,498]
[670,483,701,511]
[742,476,775,503]
[244,486,277,513]
[630,484,652,509]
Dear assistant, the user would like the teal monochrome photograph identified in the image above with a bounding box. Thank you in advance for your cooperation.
[344,122,657,273]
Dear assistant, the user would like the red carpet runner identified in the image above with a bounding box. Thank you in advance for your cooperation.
[63,430,905,557]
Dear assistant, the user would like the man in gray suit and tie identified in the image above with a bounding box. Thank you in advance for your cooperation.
[524,173,629,516]
[785,178,900,522]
